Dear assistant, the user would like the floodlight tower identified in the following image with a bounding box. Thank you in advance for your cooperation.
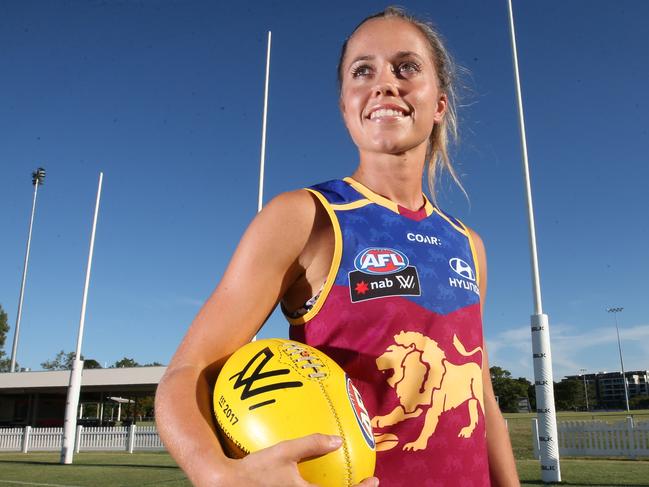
[606,307,630,412]
[10,167,46,373]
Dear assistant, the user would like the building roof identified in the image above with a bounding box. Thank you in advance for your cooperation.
[0,367,167,395]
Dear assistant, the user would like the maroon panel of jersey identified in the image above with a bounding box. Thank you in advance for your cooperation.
[286,178,490,487]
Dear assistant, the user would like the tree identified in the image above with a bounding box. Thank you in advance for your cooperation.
[107,358,163,368]
[111,357,139,368]
[0,356,11,372]
[527,381,537,410]
[84,359,102,369]
[0,304,9,351]
[630,395,649,410]
[554,379,582,410]
[41,350,76,370]
[490,366,531,413]
[41,350,102,370]
[0,304,12,372]
[513,376,534,411]
[137,396,156,419]
[574,377,597,410]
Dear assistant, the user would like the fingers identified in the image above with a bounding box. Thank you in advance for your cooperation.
[356,477,380,487]
[276,433,343,462]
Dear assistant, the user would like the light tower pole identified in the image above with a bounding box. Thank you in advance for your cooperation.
[10,167,46,373]
[607,307,630,412]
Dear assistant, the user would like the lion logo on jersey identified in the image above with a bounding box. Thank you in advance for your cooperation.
[371,331,484,451]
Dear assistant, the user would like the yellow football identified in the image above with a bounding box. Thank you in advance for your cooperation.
[213,338,376,486]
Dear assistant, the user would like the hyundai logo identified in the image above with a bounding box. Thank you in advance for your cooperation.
[449,257,475,282]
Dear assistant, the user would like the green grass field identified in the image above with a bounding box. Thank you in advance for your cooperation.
[0,411,647,486]
[0,451,189,487]
[1,451,649,487]
[503,410,649,462]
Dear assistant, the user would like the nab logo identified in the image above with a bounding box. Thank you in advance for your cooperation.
[354,248,409,275]
[449,257,475,282]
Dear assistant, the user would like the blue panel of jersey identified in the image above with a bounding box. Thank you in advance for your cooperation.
[309,179,480,316]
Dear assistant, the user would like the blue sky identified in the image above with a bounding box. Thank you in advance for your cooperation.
[1,0,648,381]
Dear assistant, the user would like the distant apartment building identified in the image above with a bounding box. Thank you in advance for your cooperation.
[565,370,649,409]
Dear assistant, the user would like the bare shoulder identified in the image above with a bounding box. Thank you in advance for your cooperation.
[263,188,318,217]
[466,227,486,260]
[257,189,319,236]
[166,188,324,372]
[233,189,320,262]
[228,188,322,276]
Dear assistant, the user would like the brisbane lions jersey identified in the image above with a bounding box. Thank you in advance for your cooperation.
[287,178,490,486]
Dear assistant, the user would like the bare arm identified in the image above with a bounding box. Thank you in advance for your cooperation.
[155,190,377,487]
[469,229,520,487]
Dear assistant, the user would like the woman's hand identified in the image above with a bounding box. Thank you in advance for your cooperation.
[218,434,379,487]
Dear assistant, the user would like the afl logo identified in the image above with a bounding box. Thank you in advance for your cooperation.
[346,377,375,450]
[354,248,409,275]
[449,257,475,282]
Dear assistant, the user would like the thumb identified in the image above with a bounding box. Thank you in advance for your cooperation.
[279,433,343,462]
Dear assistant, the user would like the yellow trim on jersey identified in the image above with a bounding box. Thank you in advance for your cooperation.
[432,207,468,236]
[458,220,481,286]
[331,199,372,211]
[343,177,434,217]
[423,195,434,216]
[287,189,343,325]
[343,177,399,212]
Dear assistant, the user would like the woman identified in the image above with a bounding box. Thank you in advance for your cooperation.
[156,7,520,486]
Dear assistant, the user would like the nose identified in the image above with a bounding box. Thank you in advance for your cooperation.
[372,65,399,97]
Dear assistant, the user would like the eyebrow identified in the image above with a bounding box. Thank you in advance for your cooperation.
[349,54,375,65]
[394,51,424,60]
[348,51,425,67]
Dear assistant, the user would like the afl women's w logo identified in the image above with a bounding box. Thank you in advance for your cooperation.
[449,257,475,282]
[354,248,409,275]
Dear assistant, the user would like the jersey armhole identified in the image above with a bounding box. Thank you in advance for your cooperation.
[286,188,343,325]
[457,220,481,286]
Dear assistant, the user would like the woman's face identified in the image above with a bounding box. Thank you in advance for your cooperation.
[340,17,447,157]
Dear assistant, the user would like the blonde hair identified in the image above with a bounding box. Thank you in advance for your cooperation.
[337,6,466,203]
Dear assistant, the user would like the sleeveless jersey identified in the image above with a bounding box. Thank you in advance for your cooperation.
[287,178,490,487]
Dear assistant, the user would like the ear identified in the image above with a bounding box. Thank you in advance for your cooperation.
[433,93,448,124]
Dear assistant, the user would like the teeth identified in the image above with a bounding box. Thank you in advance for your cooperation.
[370,108,406,120]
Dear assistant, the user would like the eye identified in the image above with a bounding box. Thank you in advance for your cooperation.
[351,64,374,79]
[395,61,422,76]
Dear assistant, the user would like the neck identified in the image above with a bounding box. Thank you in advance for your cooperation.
[351,145,427,211]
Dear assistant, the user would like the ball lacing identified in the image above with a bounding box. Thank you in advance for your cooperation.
[284,343,327,379]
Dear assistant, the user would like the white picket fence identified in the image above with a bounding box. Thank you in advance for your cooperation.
[0,425,164,453]
[0,428,22,451]
[7,418,648,458]
[532,417,649,458]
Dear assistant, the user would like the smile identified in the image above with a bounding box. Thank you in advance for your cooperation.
[367,106,410,121]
